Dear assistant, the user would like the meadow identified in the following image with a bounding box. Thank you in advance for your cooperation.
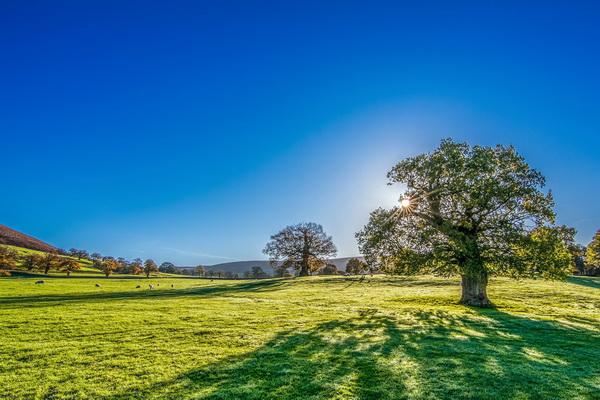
[1,275,599,399]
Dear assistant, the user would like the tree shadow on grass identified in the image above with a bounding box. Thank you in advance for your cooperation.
[101,308,599,400]
[567,276,600,289]
[0,279,289,308]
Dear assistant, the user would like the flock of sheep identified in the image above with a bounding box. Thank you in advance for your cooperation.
[34,280,173,290]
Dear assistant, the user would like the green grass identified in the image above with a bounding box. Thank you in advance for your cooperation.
[0,275,598,399]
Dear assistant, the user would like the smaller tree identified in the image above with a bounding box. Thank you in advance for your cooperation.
[95,258,118,277]
[346,258,368,275]
[40,253,60,274]
[22,254,43,271]
[0,247,18,270]
[90,252,102,262]
[130,258,143,275]
[159,262,178,274]
[273,261,292,277]
[250,266,269,279]
[319,264,338,275]
[60,258,81,277]
[264,223,337,276]
[143,259,158,278]
[194,265,205,277]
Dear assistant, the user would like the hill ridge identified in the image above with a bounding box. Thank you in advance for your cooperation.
[0,224,57,253]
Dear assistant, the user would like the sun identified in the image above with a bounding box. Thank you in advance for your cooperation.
[400,197,411,208]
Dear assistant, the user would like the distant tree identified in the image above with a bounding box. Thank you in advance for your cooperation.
[194,265,205,277]
[90,252,102,262]
[68,249,89,260]
[249,266,269,279]
[357,139,572,307]
[40,253,61,274]
[129,258,143,275]
[143,259,158,278]
[264,222,337,276]
[585,230,600,276]
[346,258,368,275]
[59,258,81,277]
[223,271,235,279]
[273,261,292,277]
[0,247,18,270]
[159,262,178,274]
[95,258,118,277]
[22,253,43,271]
[319,263,338,275]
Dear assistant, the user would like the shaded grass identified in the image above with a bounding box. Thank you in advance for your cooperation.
[0,275,598,399]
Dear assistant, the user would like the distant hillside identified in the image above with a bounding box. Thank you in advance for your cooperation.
[195,257,365,274]
[0,224,57,253]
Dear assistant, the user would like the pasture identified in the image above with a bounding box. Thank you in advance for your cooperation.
[1,275,599,399]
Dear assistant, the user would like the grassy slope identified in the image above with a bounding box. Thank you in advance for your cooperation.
[0,275,598,400]
[4,245,99,274]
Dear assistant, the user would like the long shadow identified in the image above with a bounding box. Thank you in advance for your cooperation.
[97,309,600,400]
[567,276,600,289]
[0,279,289,308]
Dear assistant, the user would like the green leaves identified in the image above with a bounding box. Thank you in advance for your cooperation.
[358,138,569,281]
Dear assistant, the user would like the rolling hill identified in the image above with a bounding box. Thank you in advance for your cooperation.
[0,224,57,253]
[197,257,366,274]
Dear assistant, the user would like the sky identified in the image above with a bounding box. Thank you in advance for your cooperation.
[1,1,599,265]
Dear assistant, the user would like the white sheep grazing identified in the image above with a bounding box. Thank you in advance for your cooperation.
[95,283,102,287]
[149,284,154,290]
[35,280,45,285]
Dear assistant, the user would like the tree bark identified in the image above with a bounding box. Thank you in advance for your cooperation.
[460,273,491,307]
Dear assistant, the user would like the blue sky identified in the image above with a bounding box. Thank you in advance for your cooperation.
[1,1,599,265]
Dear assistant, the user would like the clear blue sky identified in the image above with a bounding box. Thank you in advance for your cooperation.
[2,1,599,265]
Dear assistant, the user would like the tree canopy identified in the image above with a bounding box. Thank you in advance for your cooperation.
[264,223,337,276]
[357,139,573,306]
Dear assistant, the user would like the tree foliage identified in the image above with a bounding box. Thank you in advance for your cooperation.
[585,230,600,275]
[143,259,158,278]
[345,258,368,275]
[0,246,18,270]
[264,223,337,276]
[357,139,572,306]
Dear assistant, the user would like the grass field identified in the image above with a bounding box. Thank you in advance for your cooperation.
[1,275,599,399]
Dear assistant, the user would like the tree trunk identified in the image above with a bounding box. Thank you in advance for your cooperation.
[298,262,309,277]
[460,273,491,307]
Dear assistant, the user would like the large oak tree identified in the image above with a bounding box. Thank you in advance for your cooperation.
[264,223,337,276]
[357,139,572,307]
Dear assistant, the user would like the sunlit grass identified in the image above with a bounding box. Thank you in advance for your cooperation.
[0,275,598,399]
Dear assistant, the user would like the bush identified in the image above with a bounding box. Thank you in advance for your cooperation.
[0,270,11,277]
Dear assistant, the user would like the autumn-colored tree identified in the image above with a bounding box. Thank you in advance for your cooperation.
[22,253,43,271]
[0,246,18,270]
[357,139,572,307]
[264,223,337,276]
[40,253,61,274]
[59,258,81,277]
[130,258,143,275]
[143,259,158,278]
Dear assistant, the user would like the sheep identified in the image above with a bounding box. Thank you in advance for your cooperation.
[135,285,141,288]
[35,280,45,285]
[149,284,154,290]
[171,284,174,288]
[95,283,102,288]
